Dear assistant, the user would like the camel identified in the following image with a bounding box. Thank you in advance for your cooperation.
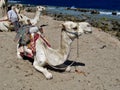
[0,4,23,20]
[17,21,92,79]
[18,6,45,25]
[0,4,23,32]
[0,5,44,32]
[0,0,8,17]
[14,4,24,14]
[0,20,12,31]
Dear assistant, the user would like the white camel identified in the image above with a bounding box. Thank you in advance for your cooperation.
[0,0,7,17]
[0,21,12,31]
[14,4,24,14]
[0,5,44,32]
[17,21,92,79]
[18,6,45,25]
[0,4,23,32]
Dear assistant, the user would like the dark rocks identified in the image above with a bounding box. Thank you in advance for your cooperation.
[25,7,36,12]
[91,10,100,14]
[112,11,117,15]
[46,8,120,41]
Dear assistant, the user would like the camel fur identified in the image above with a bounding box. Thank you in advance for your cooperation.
[0,4,24,32]
[0,21,12,32]
[18,6,45,25]
[17,21,92,79]
[0,0,7,17]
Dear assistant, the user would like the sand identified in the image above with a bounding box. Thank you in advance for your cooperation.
[0,9,120,90]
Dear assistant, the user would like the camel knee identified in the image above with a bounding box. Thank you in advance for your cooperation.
[17,44,23,59]
[33,61,53,79]
[23,46,32,55]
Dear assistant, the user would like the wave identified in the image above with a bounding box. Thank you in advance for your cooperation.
[100,11,120,15]
[100,11,112,15]
[8,0,21,3]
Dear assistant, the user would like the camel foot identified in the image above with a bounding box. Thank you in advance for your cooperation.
[17,53,23,59]
[45,72,53,80]
[65,66,71,72]
[33,61,53,79]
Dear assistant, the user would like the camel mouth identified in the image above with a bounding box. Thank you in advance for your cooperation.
[84,26,93,34]
[84,31,92,34]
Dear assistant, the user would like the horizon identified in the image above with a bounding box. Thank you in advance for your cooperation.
[8,0,120,10]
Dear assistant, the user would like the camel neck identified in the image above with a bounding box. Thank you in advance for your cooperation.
[34,11,41,21]
[60,31,73,57]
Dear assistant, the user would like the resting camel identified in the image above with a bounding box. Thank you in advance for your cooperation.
[0,4,23,20]
[17,21,92,79]
[18,6,45,25]
[0,4,23,32]
[0,0,8,17]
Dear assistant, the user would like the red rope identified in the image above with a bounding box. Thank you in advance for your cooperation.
[39,34,51,47]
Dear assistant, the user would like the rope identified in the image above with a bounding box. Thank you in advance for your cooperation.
[77,37,79,58]
[0,19,8,22]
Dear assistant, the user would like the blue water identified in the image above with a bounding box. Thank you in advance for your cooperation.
[9,0,120,11]
[46,6,120,20]
[8,0,120,20]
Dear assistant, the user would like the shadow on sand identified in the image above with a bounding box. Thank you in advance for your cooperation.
[22,56,85,72]
[46,60,85,72]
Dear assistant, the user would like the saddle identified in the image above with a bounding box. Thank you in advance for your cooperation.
[20,33,40,58]
[14,25,31,45]
[15,25,51,58]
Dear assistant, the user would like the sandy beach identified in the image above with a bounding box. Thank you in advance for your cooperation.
[0,7,120,90]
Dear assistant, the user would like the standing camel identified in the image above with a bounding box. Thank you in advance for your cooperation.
[17,21,93,79]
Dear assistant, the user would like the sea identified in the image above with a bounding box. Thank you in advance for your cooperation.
[8,0,120,19]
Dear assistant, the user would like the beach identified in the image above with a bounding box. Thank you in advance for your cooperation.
[0,6,120,90]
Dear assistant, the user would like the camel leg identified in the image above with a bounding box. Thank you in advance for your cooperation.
[17,44,23,59]
[23,46,33,55]
[33,56,53,79]
[65,66,71,72]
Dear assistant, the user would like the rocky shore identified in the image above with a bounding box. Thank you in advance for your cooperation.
[9,4,120,41]
[41,7,120,40]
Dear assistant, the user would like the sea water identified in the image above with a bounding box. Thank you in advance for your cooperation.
[8,0,120,20]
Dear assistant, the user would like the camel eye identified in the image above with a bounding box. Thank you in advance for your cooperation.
[73,27,77,30]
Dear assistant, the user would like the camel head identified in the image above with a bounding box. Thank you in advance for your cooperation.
[78,22,92,34]
[62,21,92,40]
[36,6,46,11]
[14,4,24,14]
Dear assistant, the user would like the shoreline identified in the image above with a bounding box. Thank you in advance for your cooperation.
[1,3,120,41]
[43,6,120,41]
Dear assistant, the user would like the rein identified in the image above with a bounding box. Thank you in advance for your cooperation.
[54,27,79,70]
[49,28,80,70]
[62,29,79,57]
[39,34,51,47]
[0,19,8,22]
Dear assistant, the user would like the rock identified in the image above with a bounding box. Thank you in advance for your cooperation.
[91,10,100,14]
[112,11,117,15]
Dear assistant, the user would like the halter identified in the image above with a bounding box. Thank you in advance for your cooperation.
[62,29,79,39]
[49,27,80,70]
[61,24,80,59]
